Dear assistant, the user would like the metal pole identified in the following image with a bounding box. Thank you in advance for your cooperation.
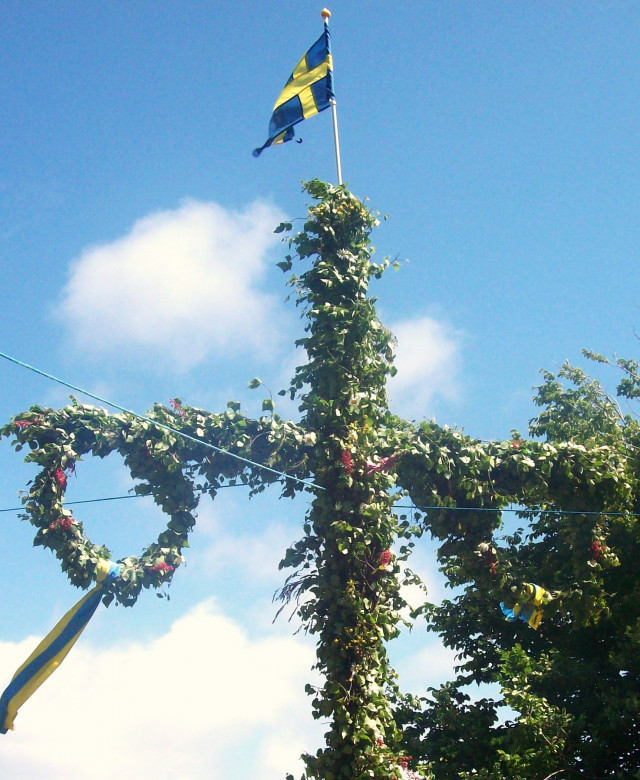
[321,9,343,185]
[330,99,343,185]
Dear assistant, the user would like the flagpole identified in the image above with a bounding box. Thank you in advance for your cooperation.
[330,99,343,185]
[322,9,343,185]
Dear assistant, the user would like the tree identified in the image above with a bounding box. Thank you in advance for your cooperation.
[3,182,637,779]
[396,355,640,779]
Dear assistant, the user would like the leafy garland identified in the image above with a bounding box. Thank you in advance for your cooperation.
[2,399,310,606]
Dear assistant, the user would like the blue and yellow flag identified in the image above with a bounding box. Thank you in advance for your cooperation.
[253,21,334,156]
[0,561,120,733]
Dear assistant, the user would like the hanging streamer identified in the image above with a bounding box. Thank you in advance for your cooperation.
[0,560,120,733]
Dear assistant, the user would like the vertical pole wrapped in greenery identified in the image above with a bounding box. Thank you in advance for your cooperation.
[278,180,415,779]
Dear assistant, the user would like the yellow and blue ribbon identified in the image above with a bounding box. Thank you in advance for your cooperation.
[0,560,120,733]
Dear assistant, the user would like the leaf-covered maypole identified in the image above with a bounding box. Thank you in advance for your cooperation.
[5,179,638,778]
[278,180,418,779]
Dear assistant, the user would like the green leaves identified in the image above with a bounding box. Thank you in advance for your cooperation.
[8,180,640,778]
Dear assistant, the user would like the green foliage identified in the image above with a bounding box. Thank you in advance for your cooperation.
[5,181,640,778]
[2,399,311,605]
[394,354,640,778]
[276,181,420,778]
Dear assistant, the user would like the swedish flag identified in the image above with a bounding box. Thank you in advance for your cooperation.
[253,21,334,157]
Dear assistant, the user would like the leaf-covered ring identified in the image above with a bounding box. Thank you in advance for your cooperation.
[3,404,199,606]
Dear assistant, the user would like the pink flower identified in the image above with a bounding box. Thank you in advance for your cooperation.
[49,517,73,532]
[14,420,35,429]
[512,439,523,450]
[151,561,175,574]
[53,467,67,488]
[379,550,392,567]
[591,541,604,560]
[169,399,185,417]
[367,454,399,475]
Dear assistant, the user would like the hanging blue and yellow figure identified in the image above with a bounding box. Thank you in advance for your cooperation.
[501,583,552,630]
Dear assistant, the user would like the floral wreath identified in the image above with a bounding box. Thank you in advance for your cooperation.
[3,403,200,606]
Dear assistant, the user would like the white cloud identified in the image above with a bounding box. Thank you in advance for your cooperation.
[56,200,287,371]
[387,315,463,419]
[0,598,320,780]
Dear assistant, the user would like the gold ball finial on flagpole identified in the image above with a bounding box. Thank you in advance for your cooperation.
[321,8,331,22]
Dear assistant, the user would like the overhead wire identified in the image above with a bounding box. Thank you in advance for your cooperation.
[395,503,640,518]
[1,493,637,519]
[0,349,322,492]
[0,483,254,514]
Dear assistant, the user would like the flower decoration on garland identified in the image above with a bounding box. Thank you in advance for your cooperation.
[476,541,499,578]
[169,398,186,417]
[14,419,36,430]
[48,516,75,533]
[53,467,68,489]
[341,449,355,475]
[379,549,393,567]
[150,561,175,575]
[367,454,399,475]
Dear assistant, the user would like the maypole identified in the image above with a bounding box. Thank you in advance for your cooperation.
[278,181,412,779]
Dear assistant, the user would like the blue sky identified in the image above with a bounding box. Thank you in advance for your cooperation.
[1,2,639,777]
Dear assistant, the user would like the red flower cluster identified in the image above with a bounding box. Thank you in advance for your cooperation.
[48,517,73,532]
[392,755,421,780]
[53,467,67,488]
[14,419,35,430]
[591,541,604,560]
[151,561,175,574]
[512,439,523,450]
[379,549,392,567]
[489,560,498,577]
[341,450,354,475]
